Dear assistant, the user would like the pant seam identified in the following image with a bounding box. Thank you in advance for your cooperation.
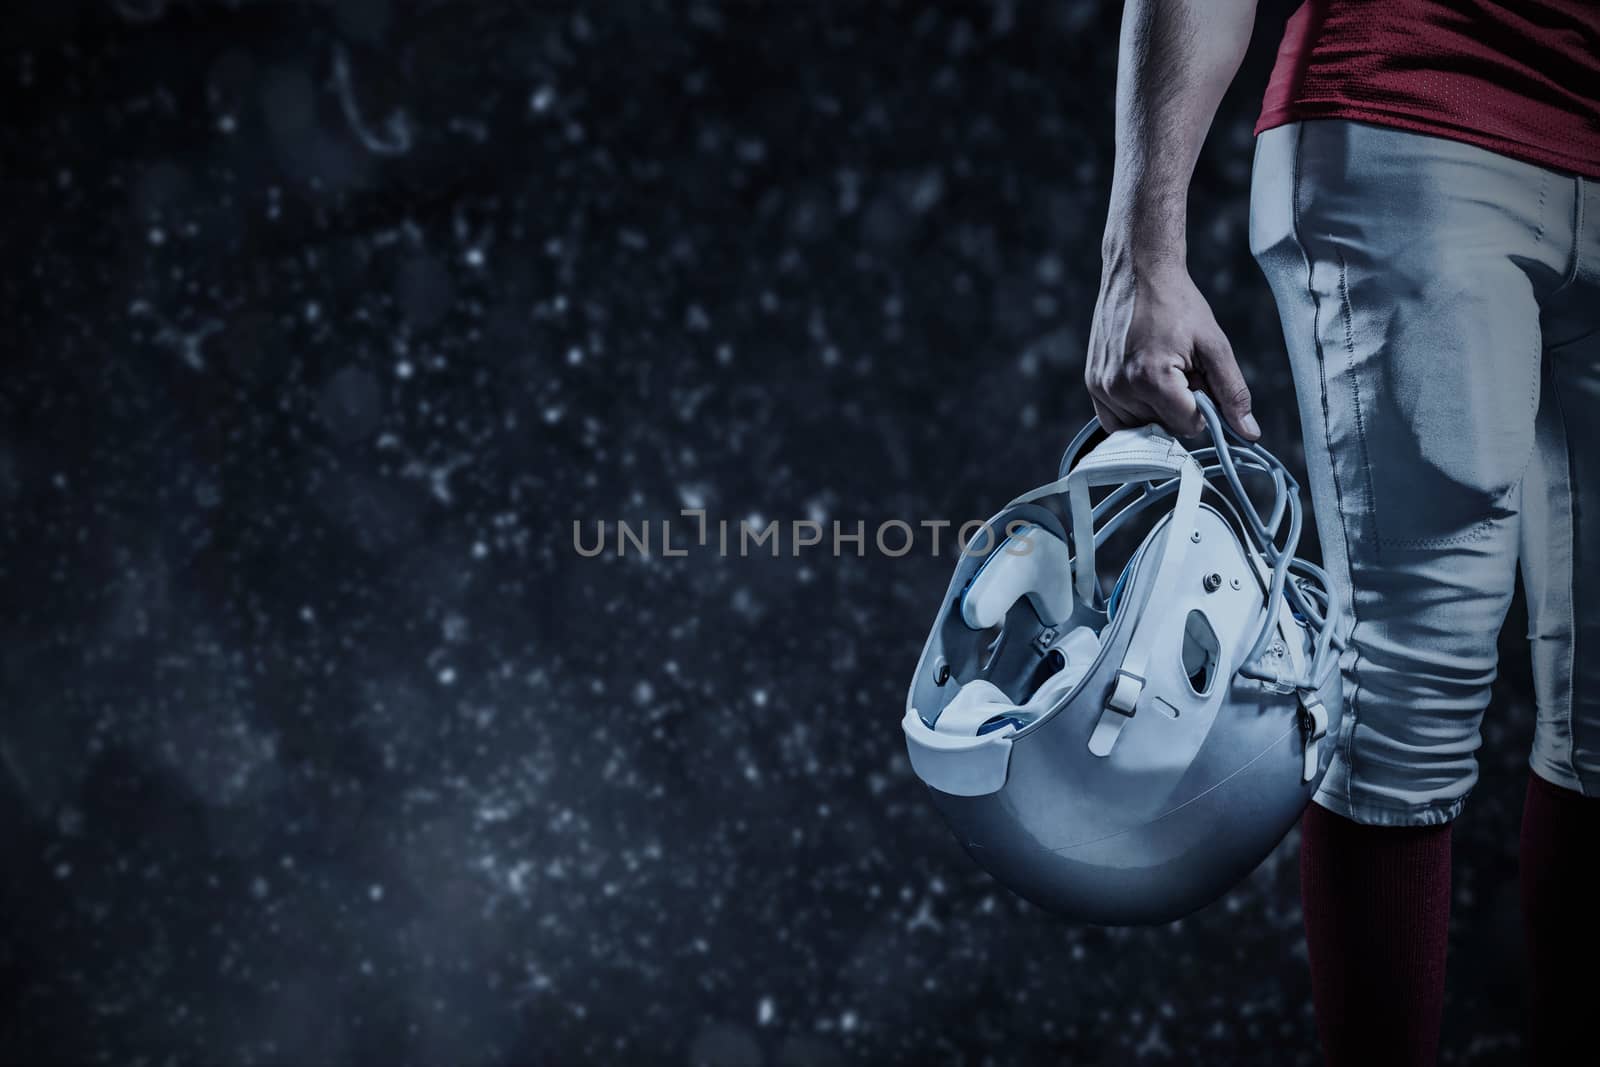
[1534,170,1550,246]
[1551,365,1585,794]
[1549,175,1584,296]
[1334,250,1381,552]
[1379,525,1495,550]
[1290,122,1363,803]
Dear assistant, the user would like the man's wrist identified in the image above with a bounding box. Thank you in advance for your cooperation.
[1101,192,1187,272]
[1100,231,1187,276]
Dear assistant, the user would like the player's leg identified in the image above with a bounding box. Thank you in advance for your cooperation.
[1251,119,1569,1065]
[1518,173,1600,1066]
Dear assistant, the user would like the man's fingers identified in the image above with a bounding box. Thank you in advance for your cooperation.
[1121,356,1203,437]
[1194,332,1260,440]
[1141,363,1205,437]
[1087,358,1142,432]
[1091,396,1133,434]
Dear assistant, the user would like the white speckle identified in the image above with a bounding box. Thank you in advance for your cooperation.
[907,898,943,933]
[368,883,385,902]
[299,605,316,623]
[506,860,533,895]
[750,688,768,708]
[217,114,236,134]
[437,667,456,686]
[250,876,269,900]
[632,680,654,706]
[395,360,414,379]
[472,541,488,559]
[757,996,776,1026]
[464,247,485,268]
[566,346,584,366]
[304,301,320,323]
[148,227,166,246]
[530,86,556,113]
[54,863,71,880]
[840,1010,859,1033]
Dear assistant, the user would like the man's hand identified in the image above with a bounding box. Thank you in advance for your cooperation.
[1086,254,1259,439]
[1087,0,1260,439]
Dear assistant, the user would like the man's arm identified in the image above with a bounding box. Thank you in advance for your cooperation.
[1086,0,1261,439]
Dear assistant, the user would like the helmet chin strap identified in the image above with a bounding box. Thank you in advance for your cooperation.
[1064,426,1206,756]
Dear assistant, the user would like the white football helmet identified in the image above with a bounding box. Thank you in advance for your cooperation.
[903,392,1346,924]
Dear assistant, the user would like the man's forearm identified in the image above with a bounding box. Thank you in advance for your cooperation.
[1104,0,1258,267]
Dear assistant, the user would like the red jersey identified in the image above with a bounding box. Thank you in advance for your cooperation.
[1257,1,1600,178]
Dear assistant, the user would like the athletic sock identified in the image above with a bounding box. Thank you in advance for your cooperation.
[1299,801,1453,1066]
[1520,770,1599,1065]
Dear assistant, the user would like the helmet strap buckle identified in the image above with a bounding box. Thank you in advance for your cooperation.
[1298,692,1329,783]
[1088,670,1143,757]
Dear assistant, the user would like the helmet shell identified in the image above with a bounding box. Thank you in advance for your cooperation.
[906,492,1343,924]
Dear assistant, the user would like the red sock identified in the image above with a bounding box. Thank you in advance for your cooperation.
[1520,771,1599,1065]
[1299,802,1452,1066]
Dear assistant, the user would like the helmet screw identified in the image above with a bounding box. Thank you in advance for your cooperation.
[1190,530,1202,543]
[934,660,951,686]
[1203,572,1223,593]
[1230,577,1242,590]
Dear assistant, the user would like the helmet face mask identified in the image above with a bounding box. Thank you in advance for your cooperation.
[903,394,1346,925]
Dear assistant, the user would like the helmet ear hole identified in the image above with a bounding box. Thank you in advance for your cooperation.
[1181,610,1220,695]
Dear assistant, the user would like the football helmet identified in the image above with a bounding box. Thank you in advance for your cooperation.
[903,392,1346,924]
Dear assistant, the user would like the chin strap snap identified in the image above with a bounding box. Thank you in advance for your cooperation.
[1298,691,1329,783]
[1087,669,1143,757]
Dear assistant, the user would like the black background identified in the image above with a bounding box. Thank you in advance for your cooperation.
[1,1,1537,1063]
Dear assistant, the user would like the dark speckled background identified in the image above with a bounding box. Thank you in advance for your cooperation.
[0,1,1536,1063]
